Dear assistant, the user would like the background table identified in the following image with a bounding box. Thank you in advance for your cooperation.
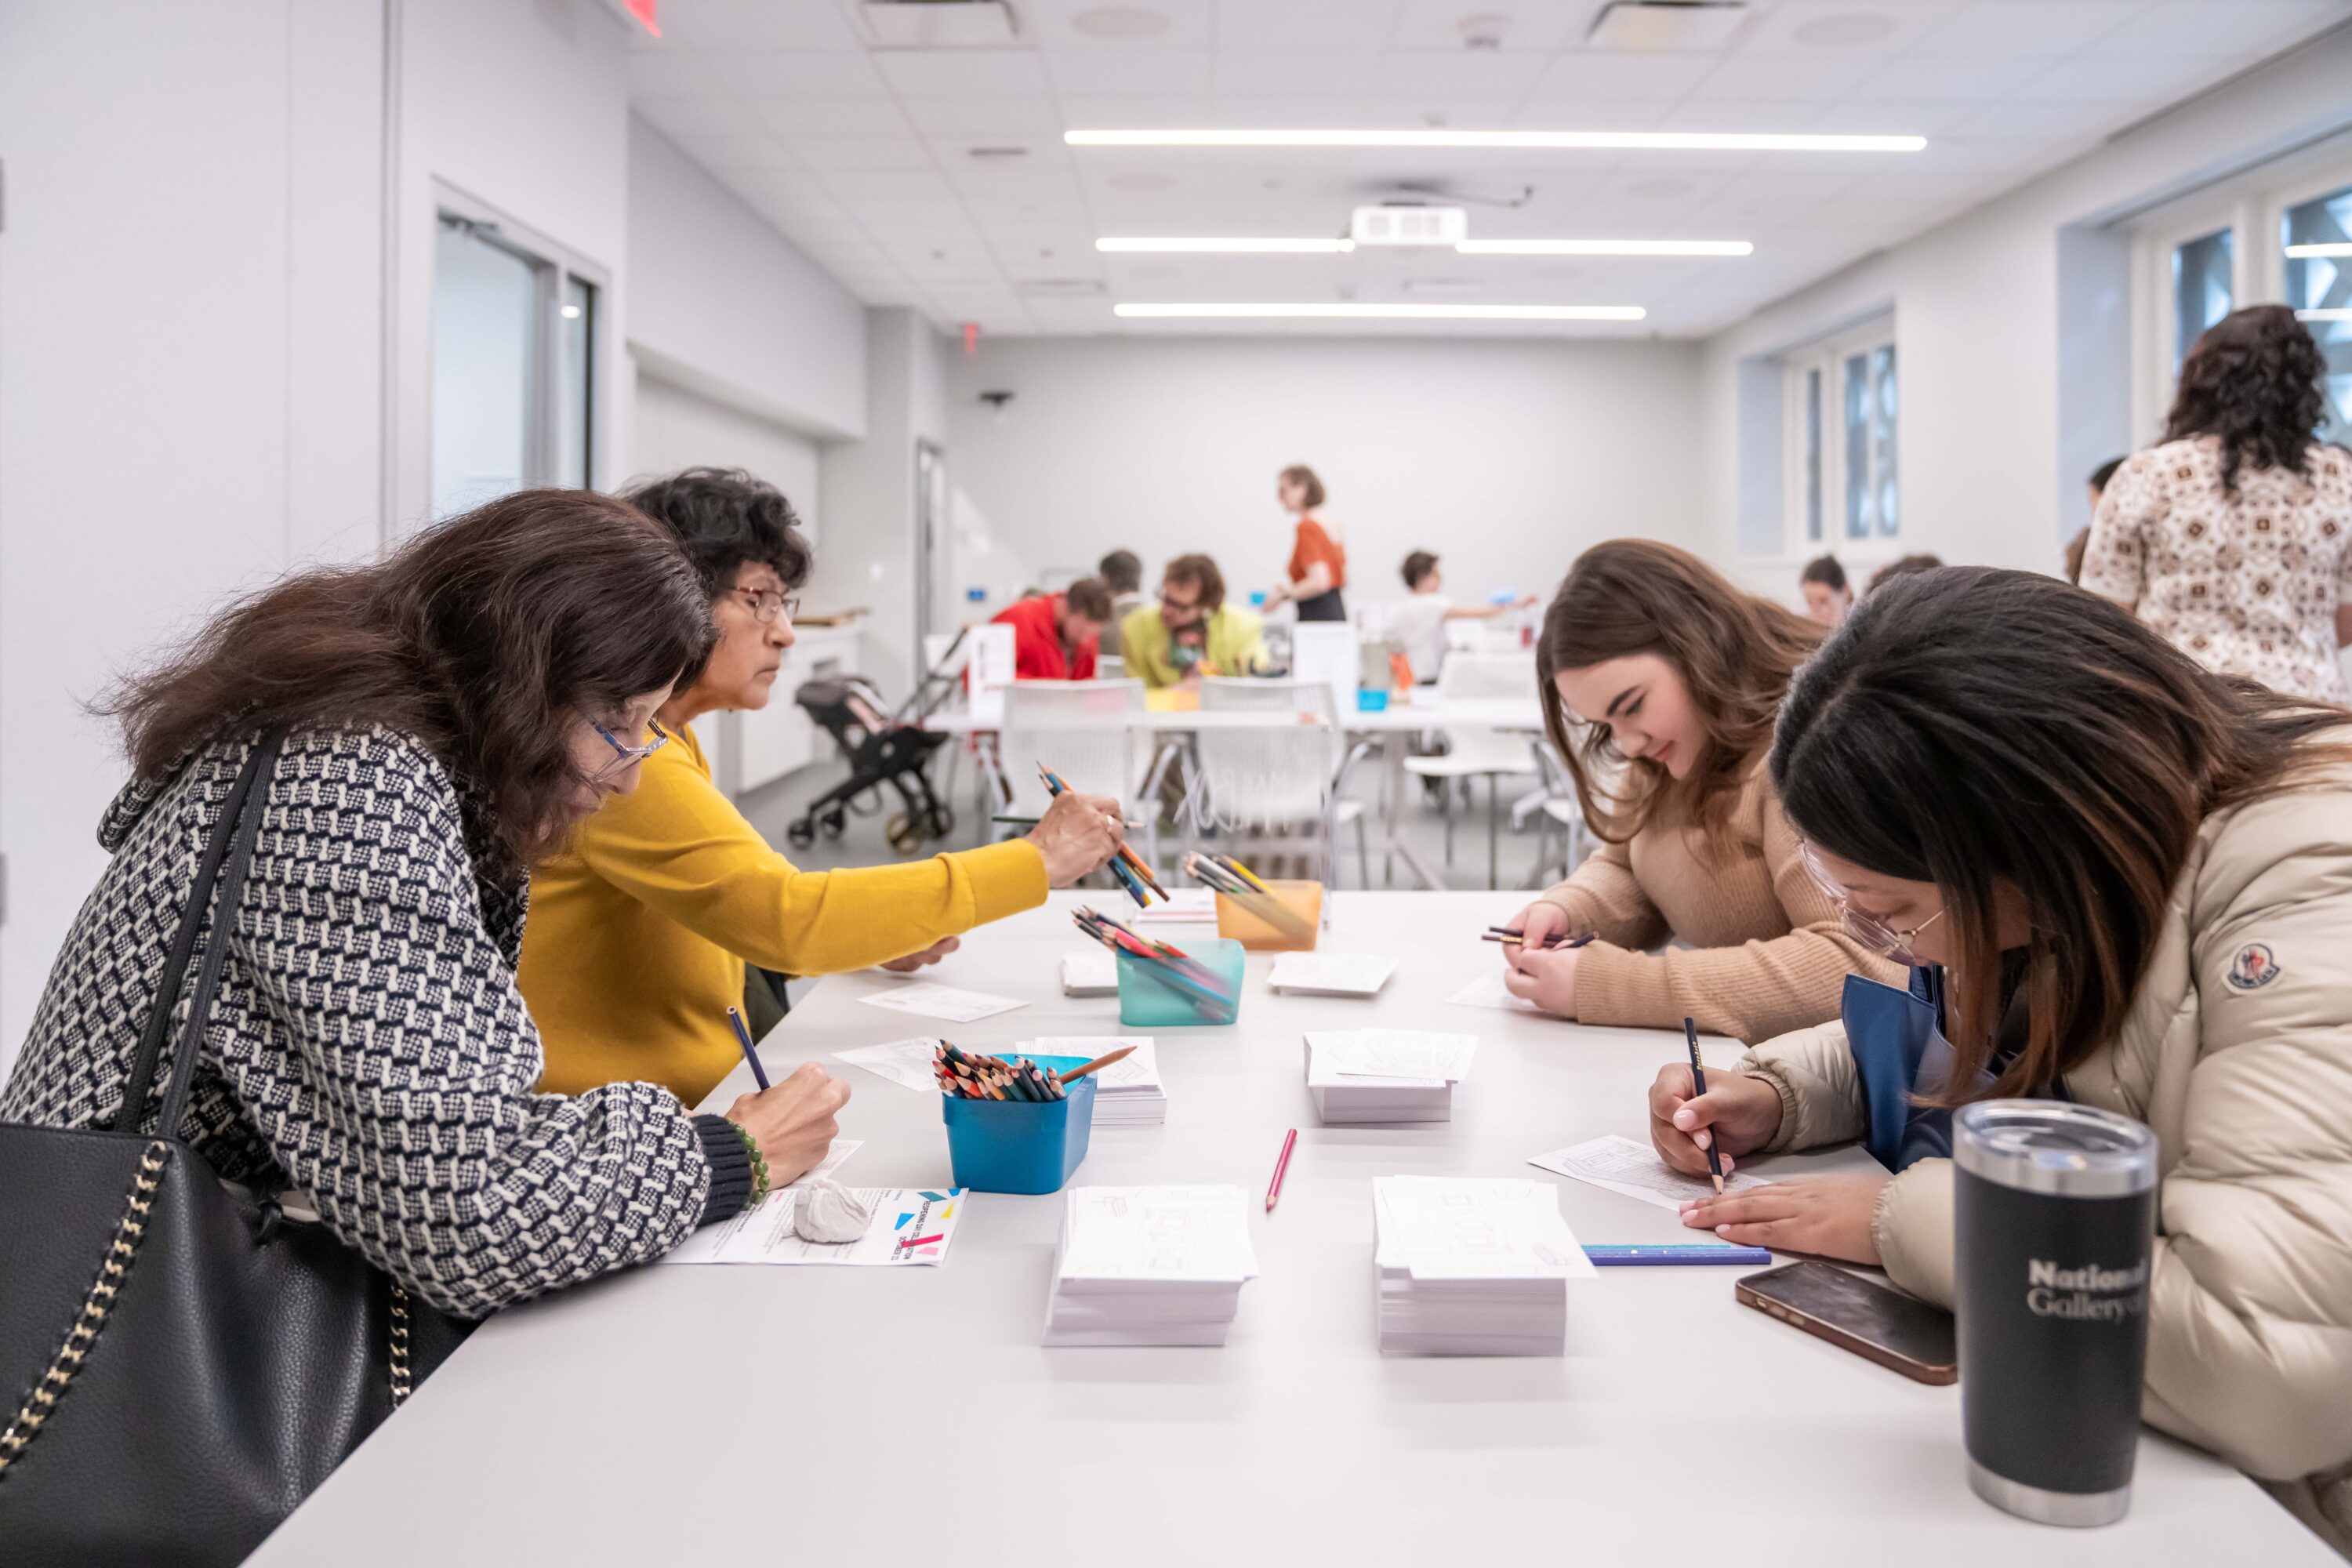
[249,893,2329,1566]
[923,698,1549,889]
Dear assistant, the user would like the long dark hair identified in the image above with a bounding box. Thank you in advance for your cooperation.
[103,489,714,871]
[2165,303,2327,492]
[1773,567,2352,1103]
[1539,539,1823,843]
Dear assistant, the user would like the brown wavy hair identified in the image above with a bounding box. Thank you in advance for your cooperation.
[1773,567,2352,1104]
[102,489,714,872]
[1538,540,1824,844]
[2166,303,2327,492]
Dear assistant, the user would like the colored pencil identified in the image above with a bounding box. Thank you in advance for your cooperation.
[1686,1015,1725,1196]
[1038,763,1165,902]
[725,1005,770,1091]
[1483,930,1596,950]
[1265,1127,1299,1213]
[1055,1045,1137,1083]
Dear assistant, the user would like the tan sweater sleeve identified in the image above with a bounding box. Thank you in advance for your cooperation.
[1573,772,1903,1044]
[1536,835,1670,952]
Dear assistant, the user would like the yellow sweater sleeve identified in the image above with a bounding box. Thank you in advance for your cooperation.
[574,740,1050,975]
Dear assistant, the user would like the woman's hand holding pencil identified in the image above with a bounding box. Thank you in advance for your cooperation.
[724,1062,851,1186]
[1023,786,1127,887]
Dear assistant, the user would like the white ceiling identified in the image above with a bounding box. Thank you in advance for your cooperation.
[627,0,2352,338]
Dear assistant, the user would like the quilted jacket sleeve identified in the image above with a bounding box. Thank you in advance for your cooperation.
[220,732,739,1318]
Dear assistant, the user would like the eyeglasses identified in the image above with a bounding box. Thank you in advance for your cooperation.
[1799,840,1945,963]
[729,586,801,624]
[590,717,670,783]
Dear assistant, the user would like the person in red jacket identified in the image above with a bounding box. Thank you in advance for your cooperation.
[993,576,1113,680]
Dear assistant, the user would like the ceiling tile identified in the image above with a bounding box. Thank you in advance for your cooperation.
[2005,52,2237,105]
[1508,96,1674,130]
[1211,51,1381,96]
[1653,99,1823,134]
[899,96,1071,137]
[654,0,865,50]
[2099,0,2347,59]
[747,96,915,139]
[815,169,959,202]
[1024,0,1219,48]
[1940,98,2133,143]
[873,49,1056,96]
[1692,50,1880,102]
[1368,49,1552,99]
[793,137,941,172]
[1214,0,1411,51]
[1055,94,1216,128]
[1526,53,1721,101]
[1383,0,1601,53]
[626,49,725,97]
[703,48,891,98]
[1911,2,2140,57]
[1848,52,2052,102]
[1733,1,1965,56]
[674,132,798,172]
[1043,47,1217,96]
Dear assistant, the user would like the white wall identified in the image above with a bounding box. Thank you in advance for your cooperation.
[811,308,949,702]
[0,2,387,1065]
[627,119,866,443]
[1695,25,2352,600]
[390,0,633,529]
[941,336,1704,621]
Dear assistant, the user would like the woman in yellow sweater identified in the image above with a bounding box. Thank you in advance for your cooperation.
[519,469,1125,1105]
[1499,541,1900,1042]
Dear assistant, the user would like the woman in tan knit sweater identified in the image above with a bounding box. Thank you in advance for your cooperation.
[1501,541,1900,1041]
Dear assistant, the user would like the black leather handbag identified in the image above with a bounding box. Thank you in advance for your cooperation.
[0,731,470,1566]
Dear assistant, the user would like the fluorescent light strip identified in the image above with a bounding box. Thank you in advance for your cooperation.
[1098,237,1751,257]
[1115,303,1646,321]
[1069,129,1925,153]
[2286,241,2352,258]
[1097,237,1355,253]
[1457,238,1752,256]
[2297,307,2352,322]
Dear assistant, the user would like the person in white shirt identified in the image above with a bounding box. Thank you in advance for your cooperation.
[1388,550,1534,682]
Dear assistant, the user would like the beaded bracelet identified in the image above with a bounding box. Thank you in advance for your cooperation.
[732,1121,771,1207]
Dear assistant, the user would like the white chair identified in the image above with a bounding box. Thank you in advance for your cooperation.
[1402,652,1540,890]
[1189,677,1365,888]
[996,679,1156,868]
[1520,739,1594,890]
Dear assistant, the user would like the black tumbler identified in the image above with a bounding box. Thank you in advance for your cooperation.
[1954,1099,2157,1527]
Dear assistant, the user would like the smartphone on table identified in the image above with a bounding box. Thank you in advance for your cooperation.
[1735,1260,1958,1385]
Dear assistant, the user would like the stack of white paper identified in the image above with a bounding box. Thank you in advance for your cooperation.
[1031,1036,1165,1127]
[1044,1185,1259,1347]
[1371,1176,1593,1356]
[1303,1029,1475,1123]
[1133,889,1216,924]
[1060,950,1119,996]
[1268,952,1398,997]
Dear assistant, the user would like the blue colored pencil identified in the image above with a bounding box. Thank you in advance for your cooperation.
[726,1004,770,1091]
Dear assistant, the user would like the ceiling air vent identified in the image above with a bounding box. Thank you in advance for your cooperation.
[859,1,1022,49]
[1585,1,1748,52]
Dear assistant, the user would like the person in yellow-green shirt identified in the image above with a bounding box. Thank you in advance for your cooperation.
[519,468,1127,1106]
[1117,553,1270,690]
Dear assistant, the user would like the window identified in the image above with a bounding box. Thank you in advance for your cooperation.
[2171,228,2234,372]
[1784,318,1898,554]
[429,202,602,521]
[2283,181,2352,444]
[2130,137,2352,441]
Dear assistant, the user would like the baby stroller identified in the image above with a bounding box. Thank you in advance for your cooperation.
[785,674,955,855]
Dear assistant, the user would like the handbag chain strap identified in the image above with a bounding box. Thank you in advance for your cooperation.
[388,1285,412,1408]
[0,1141,169,1476]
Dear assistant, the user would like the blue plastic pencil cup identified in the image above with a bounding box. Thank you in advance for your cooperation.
[1115,937,1245,1027]
[941,1056,1098,1195]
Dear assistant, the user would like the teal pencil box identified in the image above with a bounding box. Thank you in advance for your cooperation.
[1115,936,1244,1027]
[941,1054,1097,1194]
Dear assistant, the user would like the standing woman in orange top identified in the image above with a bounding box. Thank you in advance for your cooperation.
[1264,463,1349,622]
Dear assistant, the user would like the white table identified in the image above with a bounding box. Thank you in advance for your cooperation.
[248,894,2326,1567]
[924,698,1549,890]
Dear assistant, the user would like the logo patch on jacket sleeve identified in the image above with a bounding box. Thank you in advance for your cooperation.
[2226,942,2280,992]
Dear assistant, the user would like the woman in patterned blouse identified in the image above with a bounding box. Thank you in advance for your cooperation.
[2082,304,2352,701]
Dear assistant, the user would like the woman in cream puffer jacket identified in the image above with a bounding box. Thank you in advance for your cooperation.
[1651,568,2352,1554]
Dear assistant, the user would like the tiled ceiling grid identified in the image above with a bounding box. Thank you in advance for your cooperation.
[626,0,2352,337]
